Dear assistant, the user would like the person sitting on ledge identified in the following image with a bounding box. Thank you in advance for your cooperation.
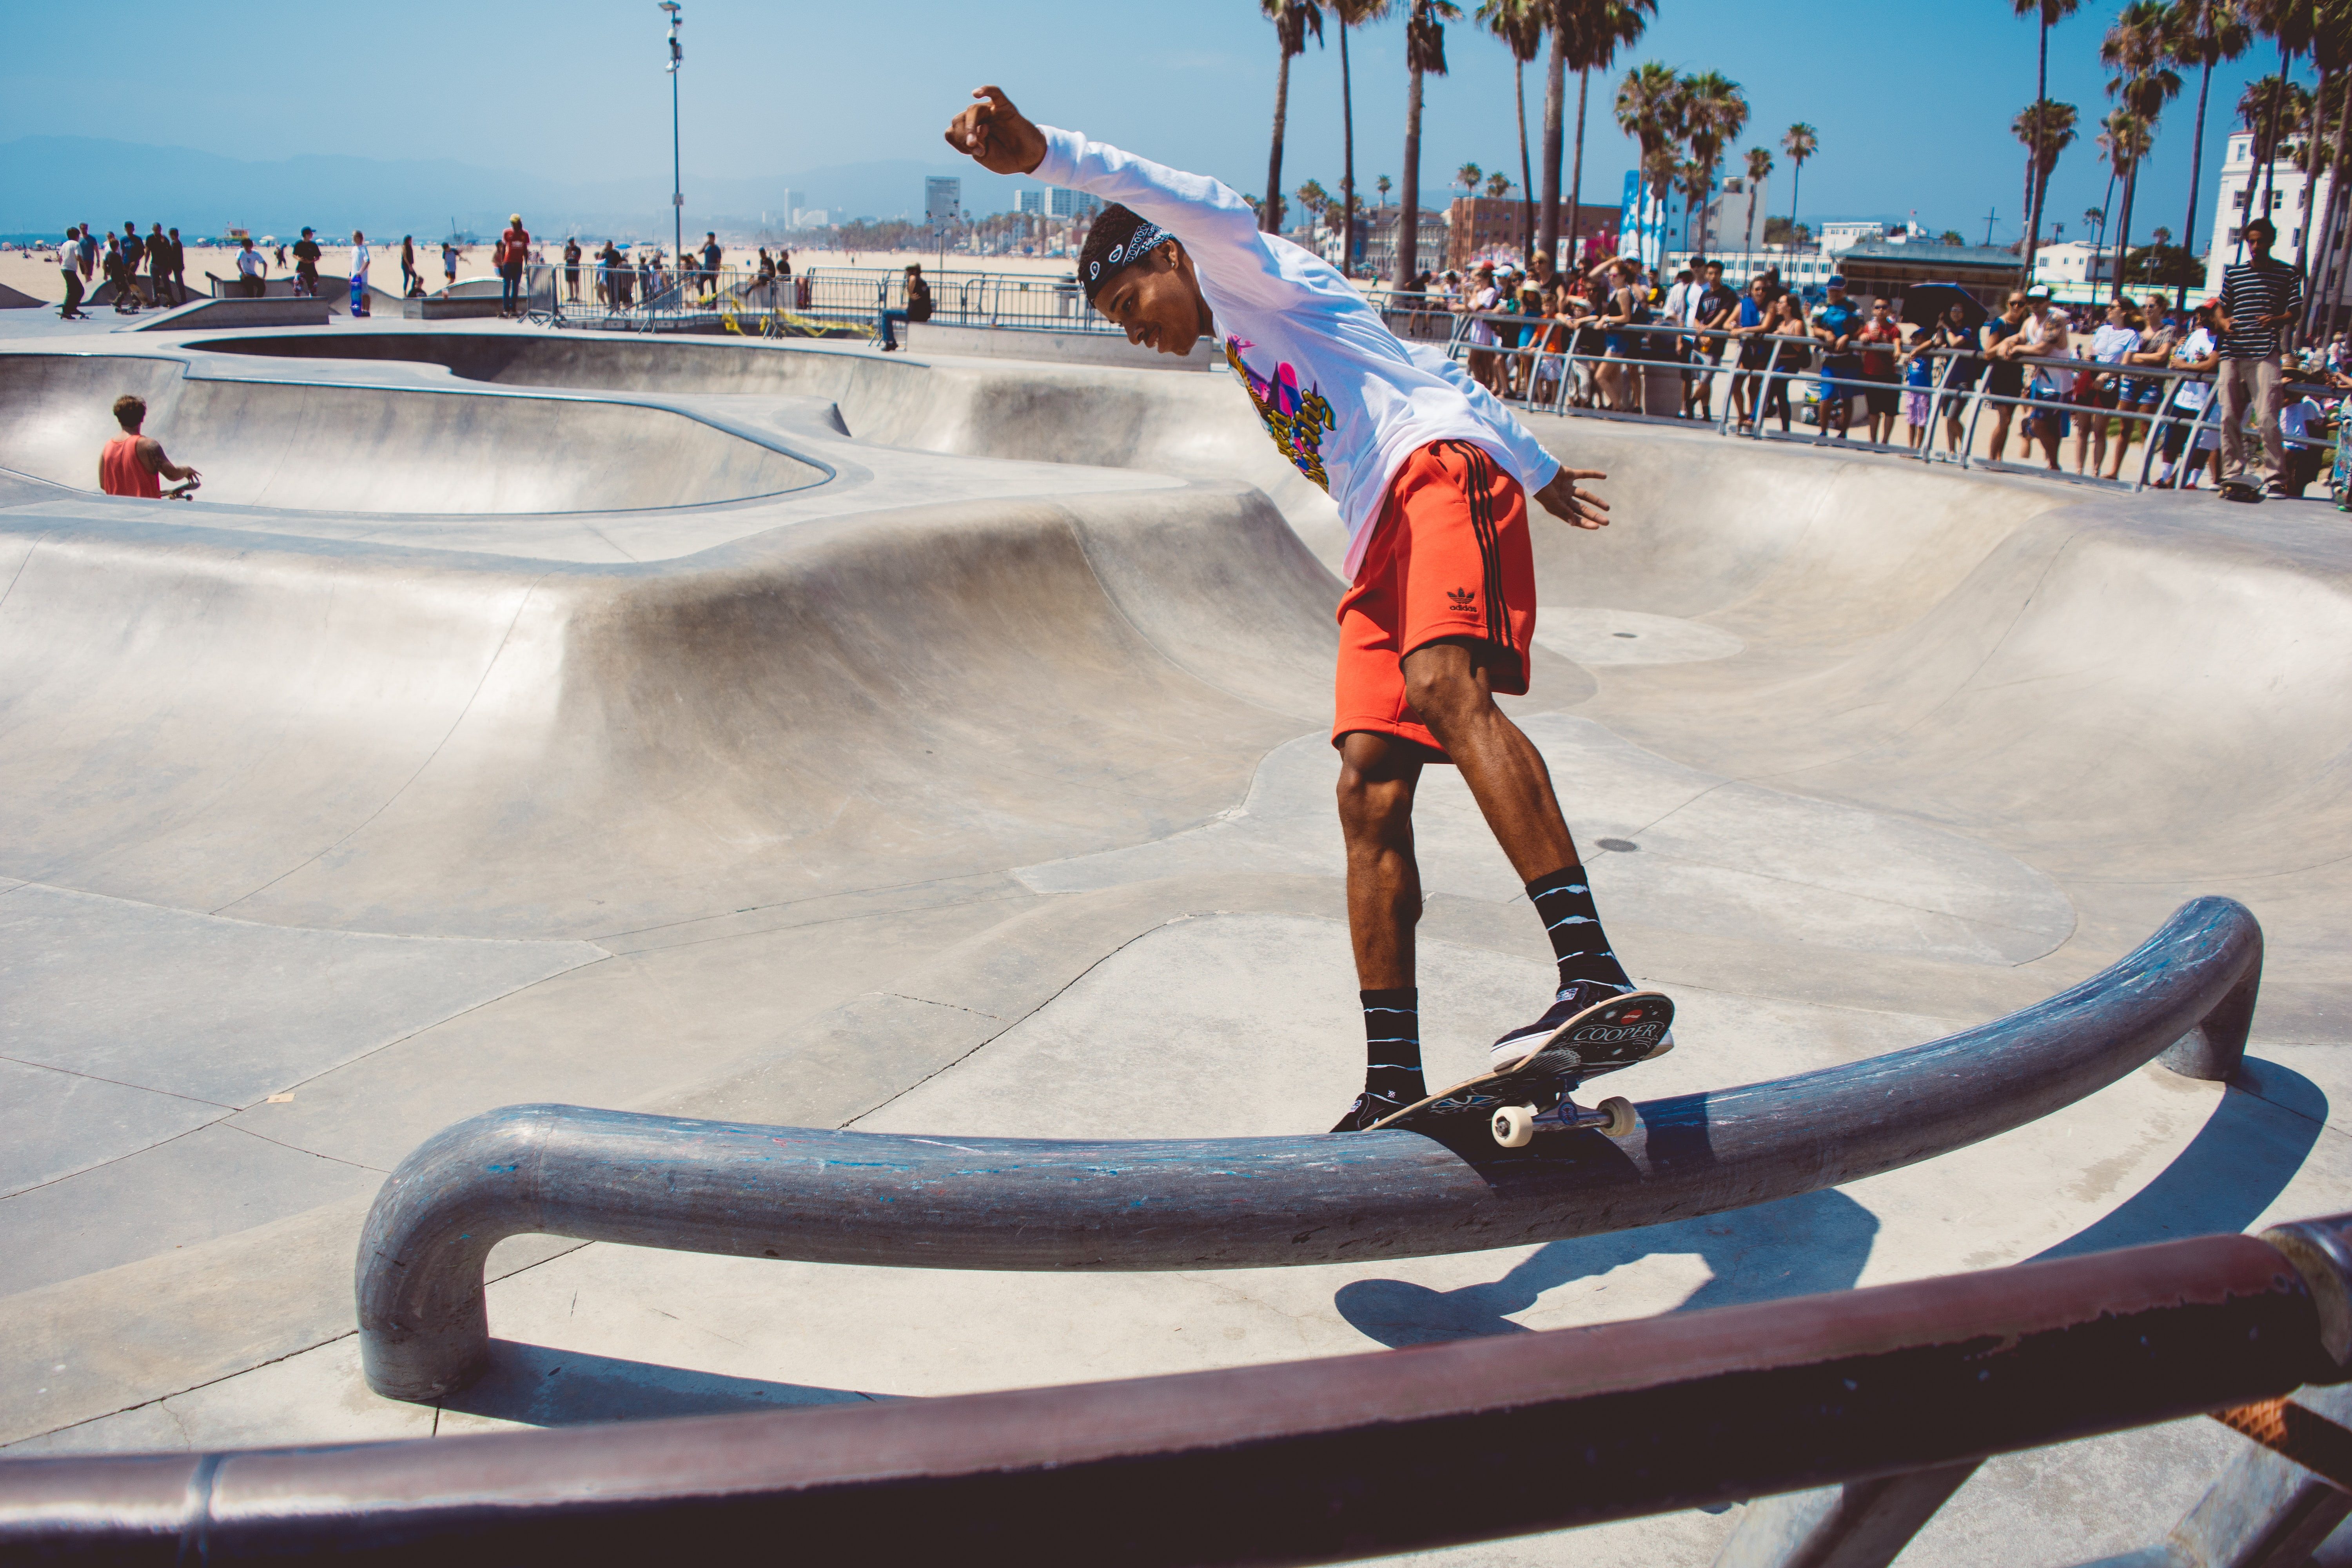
[943,84,1656,1132]
[98,394,199,498]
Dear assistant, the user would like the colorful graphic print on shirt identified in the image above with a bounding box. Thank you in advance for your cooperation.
[1225,337,1336,491]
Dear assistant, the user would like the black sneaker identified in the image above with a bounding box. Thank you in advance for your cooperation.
[1490,979,1674,1071]
[1329,1089,1413,1133]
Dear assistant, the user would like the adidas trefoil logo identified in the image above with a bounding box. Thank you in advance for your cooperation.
[1446,587,1478,613]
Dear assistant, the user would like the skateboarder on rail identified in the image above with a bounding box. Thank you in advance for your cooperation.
[944,87,1666,1131]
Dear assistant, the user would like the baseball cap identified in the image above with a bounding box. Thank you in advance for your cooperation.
[1826,274,1846,288]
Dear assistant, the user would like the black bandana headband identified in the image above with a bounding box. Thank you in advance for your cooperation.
[1082,215,1175,305]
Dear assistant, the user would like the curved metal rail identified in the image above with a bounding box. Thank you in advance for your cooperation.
[359,896,2263,1400]
[16,1210,2345,1565]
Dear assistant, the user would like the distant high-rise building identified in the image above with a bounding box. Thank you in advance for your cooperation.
[777,190,801,229]
[926,177,962,227]
[1046,187,1100,221]
[793,208,829,229]
[1014,189,1047,217]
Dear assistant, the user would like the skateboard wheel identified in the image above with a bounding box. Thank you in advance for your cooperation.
[1491,1104,1536,1149]
[1598,1096,1637,1138]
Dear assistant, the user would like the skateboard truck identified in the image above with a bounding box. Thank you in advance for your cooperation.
[1489,1081,1638,1149]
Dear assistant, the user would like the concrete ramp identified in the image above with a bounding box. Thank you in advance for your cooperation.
[2,326,2346,1567]
[0,353,825,512]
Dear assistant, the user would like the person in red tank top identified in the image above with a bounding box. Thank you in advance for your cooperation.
[98,394,199,498]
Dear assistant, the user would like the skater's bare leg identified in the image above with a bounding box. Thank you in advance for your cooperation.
[1399,639,1578,878]
[1337,731,1425,990]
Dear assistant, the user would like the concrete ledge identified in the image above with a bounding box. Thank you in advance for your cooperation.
[403,296,508,320]
[904,320,1218,372]
[131,296,332,330]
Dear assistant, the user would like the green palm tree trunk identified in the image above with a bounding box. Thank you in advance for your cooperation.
[1567,67,1589,264]
[1537,20,1566,266]
[1267,43,1294,234]
[1341,22,1357,269]
[2027,17,2050,272]
[1516,54,1535,260]
[1398,64,1425,285]
[2180,58,2215,307]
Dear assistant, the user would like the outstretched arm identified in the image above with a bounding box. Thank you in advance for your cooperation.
[944,85,1276,303]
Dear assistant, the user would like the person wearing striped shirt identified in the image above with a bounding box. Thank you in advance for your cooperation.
[2216,217,2304,495]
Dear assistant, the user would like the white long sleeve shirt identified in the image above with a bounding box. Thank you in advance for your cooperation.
[1032,126,1561,577]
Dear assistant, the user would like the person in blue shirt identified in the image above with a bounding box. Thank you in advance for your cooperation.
[1810,275,1865,439]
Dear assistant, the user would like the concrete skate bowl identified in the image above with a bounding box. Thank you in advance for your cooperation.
[2,327,2347,1563]
[0,351,826,513]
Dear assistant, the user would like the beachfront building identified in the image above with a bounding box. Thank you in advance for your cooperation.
[2033,240,2117,287]
[2202,129,2336,297]
[1363,205,1451,281]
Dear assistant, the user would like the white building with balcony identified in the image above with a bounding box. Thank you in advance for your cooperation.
[2203,129,2337,296]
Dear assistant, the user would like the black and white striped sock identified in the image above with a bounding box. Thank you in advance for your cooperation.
[1528,866,1632,994]
[1361,987,1424,1106]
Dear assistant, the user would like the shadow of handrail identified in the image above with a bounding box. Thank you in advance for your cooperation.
[356,897,2263,1401]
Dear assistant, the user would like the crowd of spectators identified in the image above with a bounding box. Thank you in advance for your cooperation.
[1407,222,2349,499]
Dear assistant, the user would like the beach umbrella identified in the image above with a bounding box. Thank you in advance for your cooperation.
[1901,282,1987,330]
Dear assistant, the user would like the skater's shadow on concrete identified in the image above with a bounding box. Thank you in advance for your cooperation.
[1334,1187,1880,1348]
[437,1340,888,1428]
[2029,1057,2327,1261]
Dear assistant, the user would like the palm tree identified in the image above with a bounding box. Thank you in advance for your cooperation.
[2011,0,2085,275]
[1457,161,1485,197]
[1780,123,1818,248]
[2098,108,2155,300]
[1298,178,1334,229]
[1330,1,1392,275]
[1394,0,1462,287]
[2103,2,2181,297]
[1678,71,1749,259]
[1262,0,1325,235]
[2162,0,2254,306]
[2012,99,2080,272]
[2285,4,2352,299]
[1479,0,1546,260]
[1540,0,1655,272]
[1376,173,1394,205]
[1487,171,1516,198]
[2244,0,2323,228]
[2300,9,2352,334]
[2233,74,2310,263]
[1615,61,1684,255]
[1743,146,1773,252]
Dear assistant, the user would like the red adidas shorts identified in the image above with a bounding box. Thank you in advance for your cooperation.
[1331,439,1537,760]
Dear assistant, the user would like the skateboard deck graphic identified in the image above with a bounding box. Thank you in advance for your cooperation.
[1370,991,1674,1148]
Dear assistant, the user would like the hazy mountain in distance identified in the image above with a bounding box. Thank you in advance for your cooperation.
[0,138,1035,239]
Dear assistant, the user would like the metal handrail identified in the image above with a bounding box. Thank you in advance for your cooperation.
[355,897,2259,1402]
[7,1207,2345,1564]
[1436,307,2341,494]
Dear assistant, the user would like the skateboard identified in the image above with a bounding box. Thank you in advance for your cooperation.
[163,477,199,502]
[1369,991,1675,1149]
[2217,477,2265,503]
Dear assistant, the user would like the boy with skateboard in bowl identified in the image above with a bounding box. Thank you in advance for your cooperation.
[943,86,1672,1134]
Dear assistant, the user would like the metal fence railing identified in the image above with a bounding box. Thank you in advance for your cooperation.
[1432,307,2342,496]
[537,261,1116,339]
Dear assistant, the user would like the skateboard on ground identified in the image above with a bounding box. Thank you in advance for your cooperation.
[2217,477,2265,503]
[1369,991,1675,1149]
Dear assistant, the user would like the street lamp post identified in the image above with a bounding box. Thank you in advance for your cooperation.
[660,2,683,269]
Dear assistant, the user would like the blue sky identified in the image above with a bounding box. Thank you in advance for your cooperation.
[0,0,2300,249]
